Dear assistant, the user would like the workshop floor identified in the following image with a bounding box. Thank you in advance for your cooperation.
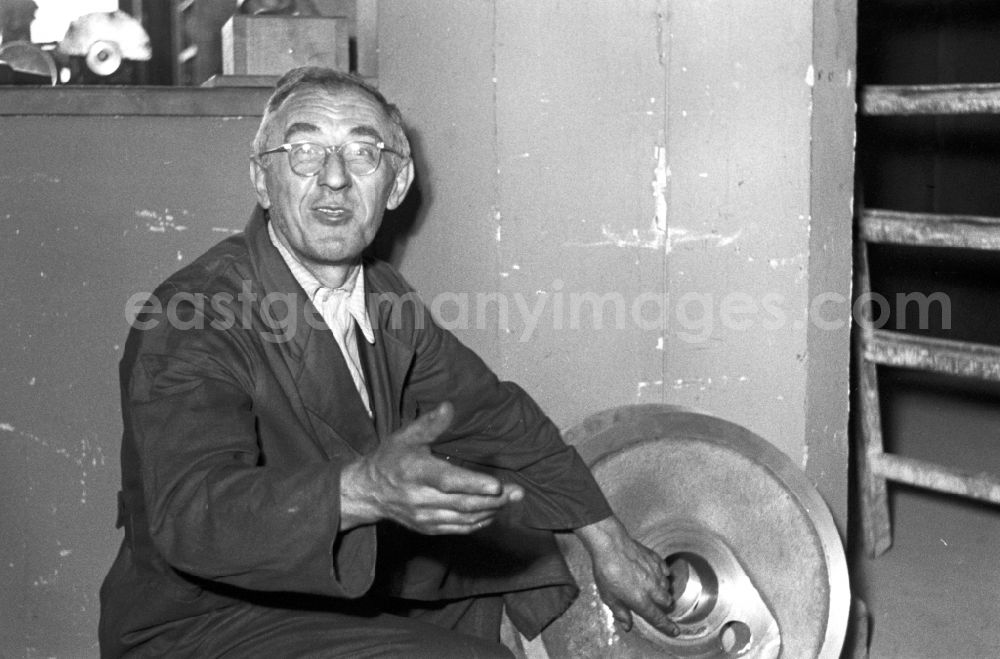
[849,371,1000,659]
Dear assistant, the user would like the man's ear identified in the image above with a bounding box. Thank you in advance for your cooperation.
[250,158,271,209]
[385,158,415,211]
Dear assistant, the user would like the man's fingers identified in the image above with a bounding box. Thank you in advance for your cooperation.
[610,602,633,631]
[636,603,679,638]
[408,508,500,535]
[415,485,509,513]
[649,585,674,611]
[415,504,498,524]
[434,463,504,497]
[426,519,494,535]
[502,483,525,502]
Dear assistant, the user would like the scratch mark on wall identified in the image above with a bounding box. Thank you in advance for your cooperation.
[670,374,749,391]
[32,567,60,587]
[136,208,190,233]
[211,227,241,234]
[563,136,743,254]
[0,172,61,184]
[666,227,742,252]
[636,380,665,398]
[0,423,103,504]
[565,224,743,253]
[655,5,666,67]
[652,145,668,234]
[768,253,807,270]
[805,64,815,87]
[567,225,661,250]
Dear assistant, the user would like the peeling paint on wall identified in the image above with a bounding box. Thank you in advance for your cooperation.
[0,172,61,184]
[564,221,742,254]
[667,227,742,253]
[636,379,664,398]
[670,375,750,391]
[652,143,668,234]
[0,422,106,504]
[136,208,190,233]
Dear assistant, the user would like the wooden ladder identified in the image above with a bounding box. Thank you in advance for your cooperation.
[857,84,1000,557]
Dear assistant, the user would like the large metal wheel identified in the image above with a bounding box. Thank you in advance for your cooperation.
[541,405,849,658]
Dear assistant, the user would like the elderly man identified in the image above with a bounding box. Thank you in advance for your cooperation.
[99,67,675,657]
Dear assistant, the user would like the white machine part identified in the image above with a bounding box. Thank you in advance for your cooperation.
[56,10,150,76]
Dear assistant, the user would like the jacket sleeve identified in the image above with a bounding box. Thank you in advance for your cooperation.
[378,271,613,531]
[120,290,375,599]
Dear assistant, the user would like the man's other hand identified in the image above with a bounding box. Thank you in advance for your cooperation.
[575,516,680,638]
[340,401,524,534]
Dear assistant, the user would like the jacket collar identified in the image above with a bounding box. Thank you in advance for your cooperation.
[243,206,402,455]
[266,220,375,345]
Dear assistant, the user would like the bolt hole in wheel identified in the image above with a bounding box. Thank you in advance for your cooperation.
[720,620,753,655]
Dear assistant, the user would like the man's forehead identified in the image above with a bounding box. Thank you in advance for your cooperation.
[281,121,382,142]
[270,88,389,138]
[279,88,385,120]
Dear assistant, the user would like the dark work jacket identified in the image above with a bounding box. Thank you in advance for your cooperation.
[98,207,612,657]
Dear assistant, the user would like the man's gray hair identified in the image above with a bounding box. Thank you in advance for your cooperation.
[252,66,411,160]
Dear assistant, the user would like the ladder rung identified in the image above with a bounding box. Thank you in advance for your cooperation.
[860,208,1000,250]
[870,452,1000,504]
[862,83,1000,116]
[865,330,1000,381]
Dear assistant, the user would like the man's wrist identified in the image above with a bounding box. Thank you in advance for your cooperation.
[339,459,380,530]
[574,514,630,557]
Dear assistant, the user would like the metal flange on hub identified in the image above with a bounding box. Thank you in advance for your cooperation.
[540,405,849,658]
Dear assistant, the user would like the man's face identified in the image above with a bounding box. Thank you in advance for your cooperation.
[251,87,412,271]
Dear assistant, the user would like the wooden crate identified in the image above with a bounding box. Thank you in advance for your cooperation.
[221,15,349,76]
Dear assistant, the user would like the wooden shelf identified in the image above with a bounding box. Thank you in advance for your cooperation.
[0,85,271,116]
[862,83,1000,116]
[860,208,1000,251]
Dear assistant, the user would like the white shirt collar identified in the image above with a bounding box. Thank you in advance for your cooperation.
[267,221,375,344]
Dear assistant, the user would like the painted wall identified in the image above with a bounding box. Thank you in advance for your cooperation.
[0,1,855,656]
[0,114,259,657]
[378,0,855,525]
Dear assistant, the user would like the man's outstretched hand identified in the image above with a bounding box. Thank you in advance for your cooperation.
[575,516,680,638]
[340,401,524,534]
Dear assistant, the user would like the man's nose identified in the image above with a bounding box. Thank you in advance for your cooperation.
[318,152,351,189]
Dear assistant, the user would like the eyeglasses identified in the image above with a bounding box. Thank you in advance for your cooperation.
[256,140,403,177]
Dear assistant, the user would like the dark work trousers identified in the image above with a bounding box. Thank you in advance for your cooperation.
[177,594,514,658]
